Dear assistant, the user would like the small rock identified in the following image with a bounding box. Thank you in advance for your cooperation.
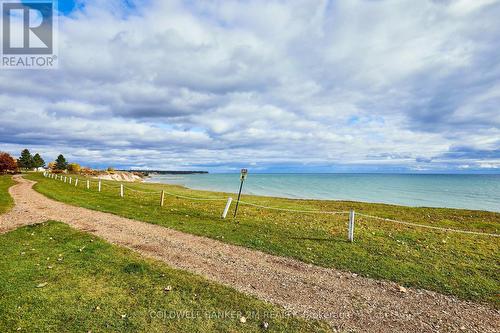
[121,314,127,319]
[36,282,48,288]
[460,326,466,331]
[262,321,269,329]
[57,258,63,261]
[164,285,172,292]
[352,273,358,278]
[20,252,25,255]
[79,246,86,252]
[47,266,53,269]
[398,286,408,293]
[239,316,247,323]
[95,306,101,311]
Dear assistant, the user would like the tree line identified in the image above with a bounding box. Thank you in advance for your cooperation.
[0,149,71,174]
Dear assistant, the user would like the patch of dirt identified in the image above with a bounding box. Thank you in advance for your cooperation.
[1,175,499,333]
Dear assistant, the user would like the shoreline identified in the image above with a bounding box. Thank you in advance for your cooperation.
[143,175,500,214]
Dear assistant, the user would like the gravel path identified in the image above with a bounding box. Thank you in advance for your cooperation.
[1,175,499,333]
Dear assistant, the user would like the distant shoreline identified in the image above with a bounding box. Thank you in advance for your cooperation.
[121,170,208,175]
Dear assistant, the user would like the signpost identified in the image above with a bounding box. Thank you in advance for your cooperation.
[233,168,248,218]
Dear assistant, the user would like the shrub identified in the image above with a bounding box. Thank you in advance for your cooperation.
[67,163,81,173]
[81,167,99,176]
[107,167,115,174]
[0,152,17,173]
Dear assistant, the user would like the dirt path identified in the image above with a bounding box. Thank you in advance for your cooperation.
[1,175,498,333]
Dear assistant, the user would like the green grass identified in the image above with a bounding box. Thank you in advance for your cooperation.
[27,173,500,307]
[0,175,14,214]
[0,221,331,332]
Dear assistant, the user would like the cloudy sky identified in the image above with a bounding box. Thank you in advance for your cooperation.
[1,0,499,173]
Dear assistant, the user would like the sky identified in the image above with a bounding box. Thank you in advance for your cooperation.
[1,0,499,173]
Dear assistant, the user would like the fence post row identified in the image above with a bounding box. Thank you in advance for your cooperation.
[222,197,233,219]
[348,209,355,242]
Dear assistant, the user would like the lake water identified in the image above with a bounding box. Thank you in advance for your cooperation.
[146,173,500,212]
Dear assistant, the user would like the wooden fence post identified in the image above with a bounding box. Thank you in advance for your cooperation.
[348,209,355,242]
[98,180,101,192]
[120,184,124,198]
[86,180,90,190]
[222,197,233,219]
[75,179,79,187]
[69,177,72,185]
[160,190,165,206]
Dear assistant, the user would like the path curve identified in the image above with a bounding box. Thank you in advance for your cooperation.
[1,175,498,333]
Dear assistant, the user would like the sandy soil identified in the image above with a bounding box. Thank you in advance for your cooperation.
[95,171,143,182]
[1,175,498,333]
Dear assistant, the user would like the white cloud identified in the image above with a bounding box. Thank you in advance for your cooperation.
[0,0,499,171]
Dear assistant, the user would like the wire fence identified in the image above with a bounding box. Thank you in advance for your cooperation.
[42,172,500,239]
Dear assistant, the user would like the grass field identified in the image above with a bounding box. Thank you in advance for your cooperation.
[0,175,14,213]
[27,173,500,307]
[0,221,331,332]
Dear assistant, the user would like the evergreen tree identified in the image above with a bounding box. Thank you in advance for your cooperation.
[33,153,45,169]
[55,154,68,170]
[17,149,34,170]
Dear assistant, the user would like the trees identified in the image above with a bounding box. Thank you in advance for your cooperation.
[17,149,34,170]
[16,149,45,170]
[33,153,45,169]
[0,152,17,173]
[55,154,68,170]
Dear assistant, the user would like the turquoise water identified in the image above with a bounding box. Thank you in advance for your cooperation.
[146,174,500,212]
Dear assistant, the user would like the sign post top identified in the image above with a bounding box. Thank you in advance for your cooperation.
[240,168,248,181]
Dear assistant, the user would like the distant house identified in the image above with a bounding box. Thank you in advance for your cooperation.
[35,167,47,172]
